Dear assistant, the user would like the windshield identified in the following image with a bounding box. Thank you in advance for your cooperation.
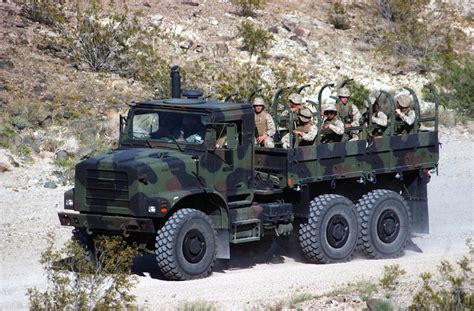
[128,110,209,145]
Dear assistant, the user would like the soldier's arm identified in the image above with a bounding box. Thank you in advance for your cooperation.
[301,125,318,141]
[372,111,388,126]
[329,120,345,135]
[351,105,362,127]
[399,110,415,125]
[266,114,276,137]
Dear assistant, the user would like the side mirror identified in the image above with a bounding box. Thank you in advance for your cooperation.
[119,115,128,141]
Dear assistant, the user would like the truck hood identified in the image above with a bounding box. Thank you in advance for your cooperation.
[74,148,205,216]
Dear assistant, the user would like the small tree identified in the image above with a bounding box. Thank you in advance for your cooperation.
[238,20,273,59]
[27,232,140,310]
[231,0,265,17]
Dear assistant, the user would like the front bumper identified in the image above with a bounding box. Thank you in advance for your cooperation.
[58,212,156,234]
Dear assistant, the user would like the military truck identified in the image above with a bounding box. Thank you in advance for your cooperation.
[58,67,439,280]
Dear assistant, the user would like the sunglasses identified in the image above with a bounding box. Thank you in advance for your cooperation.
[324,111,335,115]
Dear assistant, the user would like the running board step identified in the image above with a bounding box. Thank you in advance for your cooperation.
[230,219,260,244]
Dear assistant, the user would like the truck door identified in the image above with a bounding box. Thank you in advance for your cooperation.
[206,122,253,202]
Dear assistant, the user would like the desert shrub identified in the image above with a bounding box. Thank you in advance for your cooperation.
[238,20,273,58]
[409,240,473,310]
[329,1,351,30]
[231,0,265,17]
[288,292,314,308]
[380,264,406,290]
[61,4,143,72]
[27,232,140,310]
[6,99,52,130]
[0,124,16,149]
[49,2,171,97]
[22,0,65,27]
[215,63,266,103]
[375,0,430,57]
[429,52,474,118]
[177,300,218,311]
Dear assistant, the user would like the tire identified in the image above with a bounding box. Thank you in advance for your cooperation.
[356,189,411,259]
[72,228,94,261]
[155,208,217,280]
[298,194,358,263]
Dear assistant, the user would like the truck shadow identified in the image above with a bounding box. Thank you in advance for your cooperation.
[131,236,423,280]
[131,235,307,280]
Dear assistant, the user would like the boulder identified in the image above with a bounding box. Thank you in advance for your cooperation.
[0,59,14,70]
[293,27,311,38]
[179,39,193,50]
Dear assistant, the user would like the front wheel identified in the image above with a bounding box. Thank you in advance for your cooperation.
[356,189,411,259]
[155,208,217,280]
[299,194,359,263]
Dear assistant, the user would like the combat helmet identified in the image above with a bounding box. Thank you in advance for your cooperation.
[396,94,411,108]
[337,87,351,97]
[324,102,338,112]
[288,93,304,105]
[252,97,266,107]
[297,108,312,123]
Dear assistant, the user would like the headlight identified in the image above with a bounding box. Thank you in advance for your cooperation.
[64,188,74,210]
[148,205,157,213]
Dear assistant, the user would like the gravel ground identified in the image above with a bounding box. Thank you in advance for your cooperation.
[0,127,473,310]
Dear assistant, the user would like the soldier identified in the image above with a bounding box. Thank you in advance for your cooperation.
[362,96,388,137]
[282,108,317,148]
[394,94,415,134]
[281,93,305,119]
[177,115,205,143]
[320,102,344,143]
[253,97,276,148]
[337,87,362,140]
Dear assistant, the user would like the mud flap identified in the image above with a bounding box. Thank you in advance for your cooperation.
[216,229,230,259]
[406,175,429,234]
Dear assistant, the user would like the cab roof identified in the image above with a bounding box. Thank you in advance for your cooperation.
[135,98,251,112]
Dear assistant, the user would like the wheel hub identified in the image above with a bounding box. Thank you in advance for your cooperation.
[326,214,350,248]
[377,209,400,243]
[183,229,206,263]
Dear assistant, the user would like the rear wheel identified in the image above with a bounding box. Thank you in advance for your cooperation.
[299,194,358,263]
[356,189,411,258]
[155,208,217,280]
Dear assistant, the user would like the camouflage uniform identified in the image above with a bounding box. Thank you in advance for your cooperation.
[321,103,344,143]
[362,96,388,137]
[395,94,415,134]
[253,97,276,148]
[337,88,361,141]
[282,108,317,148]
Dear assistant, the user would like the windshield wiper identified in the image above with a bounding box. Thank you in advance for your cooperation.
[145,139,153,148]
[167,136,184,153]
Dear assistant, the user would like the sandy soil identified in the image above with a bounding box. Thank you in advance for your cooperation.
[0,127,473,310]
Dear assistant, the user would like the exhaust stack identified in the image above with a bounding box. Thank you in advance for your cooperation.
[170,65,181,98]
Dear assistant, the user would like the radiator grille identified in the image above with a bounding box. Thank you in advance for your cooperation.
[85,170,129,208]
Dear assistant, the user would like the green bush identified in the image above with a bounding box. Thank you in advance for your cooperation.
[22,0,65,27]
[409,240,473,310]
[375,0,430,56]
[430,53,474,118]
[329,1,351,30]
[238,20,273,58]
[380,264,406,290]
[27,232,140,310]
[231,0,265,17]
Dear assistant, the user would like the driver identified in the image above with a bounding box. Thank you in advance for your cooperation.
[178,115,205,143]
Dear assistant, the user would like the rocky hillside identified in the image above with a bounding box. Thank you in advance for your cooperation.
[0,0,472,173]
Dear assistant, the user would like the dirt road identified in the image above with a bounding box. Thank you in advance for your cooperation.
[1,128,472,310]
